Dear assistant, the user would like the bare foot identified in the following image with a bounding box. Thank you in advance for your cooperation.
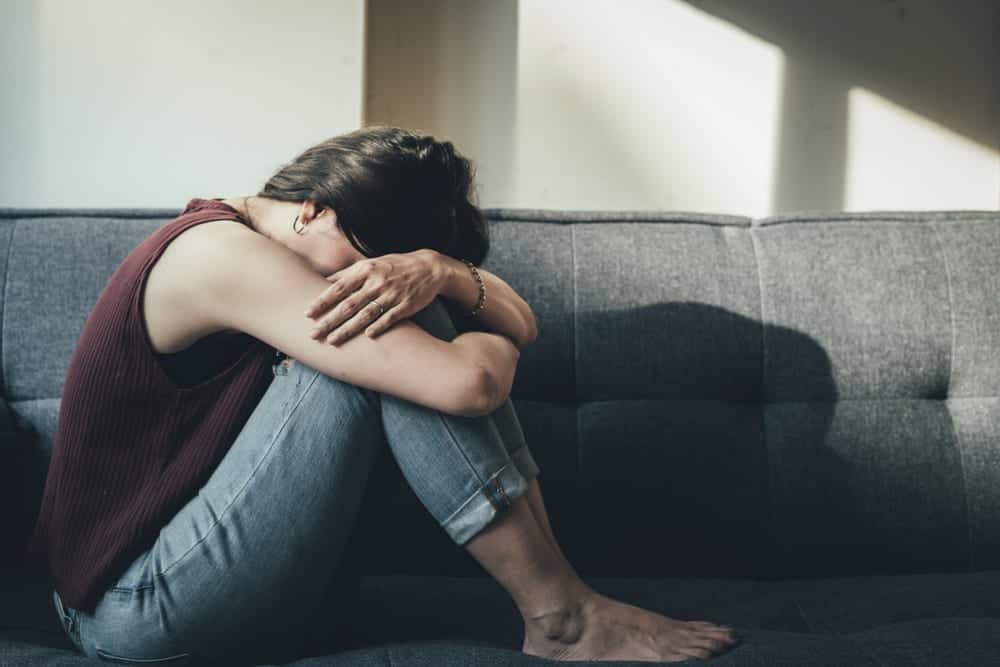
[522,589,741,663]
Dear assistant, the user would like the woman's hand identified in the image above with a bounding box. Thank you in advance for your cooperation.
[305,248,448,345]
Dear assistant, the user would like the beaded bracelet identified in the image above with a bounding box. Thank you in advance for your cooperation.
[461,258,487,317]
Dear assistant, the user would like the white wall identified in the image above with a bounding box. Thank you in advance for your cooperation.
[4,0,997,214]
[0,0,366,208]
[366,0,999,217]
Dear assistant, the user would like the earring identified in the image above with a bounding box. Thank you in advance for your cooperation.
[292,214,307,235]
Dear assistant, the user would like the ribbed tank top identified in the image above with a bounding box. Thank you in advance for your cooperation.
[23,198,279,612]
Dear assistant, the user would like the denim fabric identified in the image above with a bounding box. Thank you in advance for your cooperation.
[53,296,540,665]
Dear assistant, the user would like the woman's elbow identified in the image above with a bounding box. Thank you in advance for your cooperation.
[452,365,497,418]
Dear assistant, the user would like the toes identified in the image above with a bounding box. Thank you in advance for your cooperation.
[690,630,741,652]
[687,621,740,643]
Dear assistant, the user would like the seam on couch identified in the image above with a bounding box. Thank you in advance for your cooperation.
[792,598,814,633]
[930,221,975,572]
[572,224,581,478]
[485,209,752,226]
[0,209,181,220]
[748,227,768,404]
[950,419,976,571]
[930,222,957,400]
[766,396,995,402]
[749,226,774,573]
[755,211,999,226]
[1,219,15,396]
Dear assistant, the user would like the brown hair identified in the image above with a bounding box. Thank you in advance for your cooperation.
[255,124,489,265]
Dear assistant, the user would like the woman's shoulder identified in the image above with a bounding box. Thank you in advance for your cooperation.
[144,220,258,353]
[160,218,257,278]
[160,218,261,303]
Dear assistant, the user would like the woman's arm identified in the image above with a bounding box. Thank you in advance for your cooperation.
[452,330,520,413]
[435,252,538,349]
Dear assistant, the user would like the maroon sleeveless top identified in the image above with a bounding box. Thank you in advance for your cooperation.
[23,198,279,612]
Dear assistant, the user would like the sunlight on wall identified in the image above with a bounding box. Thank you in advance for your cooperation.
[514,0,785,215]
[845,87,999,211]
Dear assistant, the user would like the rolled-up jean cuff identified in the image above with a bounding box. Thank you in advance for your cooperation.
[511,445,541,481]
[440,461,531,546]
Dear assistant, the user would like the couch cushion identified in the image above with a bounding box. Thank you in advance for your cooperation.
[3,208,1000,582]
[4,622,1000,667]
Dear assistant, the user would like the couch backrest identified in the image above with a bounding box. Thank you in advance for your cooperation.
[2,207,998,580]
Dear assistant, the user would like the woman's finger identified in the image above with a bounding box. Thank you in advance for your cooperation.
[304,278,347,318]
[310,290,362,338]
[314,288,394,341]
[327,299,393,345]
[305,265,369,318]
[307,270,370,325]
[364,300,408,338]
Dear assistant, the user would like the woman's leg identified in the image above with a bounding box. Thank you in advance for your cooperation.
[65,297,555,665]
[484,395,570,573]
[374,306,741,662]
[65,296,739,665]
[455,414,744,663]
[441,303,558,561]
[71,339,389,665]
[299,351,551,654]
[429,313,744,663]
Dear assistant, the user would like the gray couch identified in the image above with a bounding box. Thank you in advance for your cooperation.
[2,205,999,666]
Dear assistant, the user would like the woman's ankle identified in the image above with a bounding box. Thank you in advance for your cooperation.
[520,574,595,630]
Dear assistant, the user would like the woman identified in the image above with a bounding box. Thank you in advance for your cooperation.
[33,126,740,664]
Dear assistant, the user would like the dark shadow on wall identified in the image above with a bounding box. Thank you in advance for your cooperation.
[678,0,1000,214]
[559,302,839,582]
[342,301,838,583]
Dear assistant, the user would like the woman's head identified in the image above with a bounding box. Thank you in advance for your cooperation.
[254,125,489,268]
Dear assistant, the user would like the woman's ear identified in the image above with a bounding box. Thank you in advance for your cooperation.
[298,199,325,227]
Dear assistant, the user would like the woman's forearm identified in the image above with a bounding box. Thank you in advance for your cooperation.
[435,252,538,349]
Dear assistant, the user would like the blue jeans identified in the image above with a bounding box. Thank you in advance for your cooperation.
[53,296,540,665]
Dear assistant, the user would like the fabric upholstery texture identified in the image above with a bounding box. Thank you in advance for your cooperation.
[1,205,998,666]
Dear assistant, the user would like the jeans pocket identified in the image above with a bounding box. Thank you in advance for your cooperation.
[95,648,192,665]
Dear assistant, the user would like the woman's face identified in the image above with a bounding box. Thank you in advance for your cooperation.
[300,214,366,276]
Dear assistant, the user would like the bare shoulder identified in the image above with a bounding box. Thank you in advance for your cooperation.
[142,219,258,353]
[159,220,259,291]
[166,219,259,274]
[168,218,304,324]
[165,218,275,306]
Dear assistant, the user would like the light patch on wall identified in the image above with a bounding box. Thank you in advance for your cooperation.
[845,87,999,211]
[515,0,784,214]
